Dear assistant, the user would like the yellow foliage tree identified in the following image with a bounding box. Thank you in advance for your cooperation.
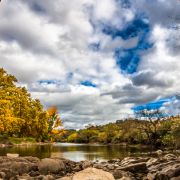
[47,106,62,134]
[0,68,48,140]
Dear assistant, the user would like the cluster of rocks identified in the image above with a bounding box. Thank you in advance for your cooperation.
[0,153,179,180]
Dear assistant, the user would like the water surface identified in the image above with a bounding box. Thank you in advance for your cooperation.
[0,143,152,161]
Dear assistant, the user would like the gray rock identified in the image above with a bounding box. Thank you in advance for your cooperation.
[146,158,159,167]
[112,169,124,179]
[163,154,177,161]
[156,150,163,156]
[118,162,147,173]
[113,169,135,180]
[38,158,65,175]
[93,163,104,169]
[156,163,180,179]
[81,160,92,169]
[73,165,81,172]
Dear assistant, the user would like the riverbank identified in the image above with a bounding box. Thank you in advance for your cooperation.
[0,136,54,148]
[0,153,179,180]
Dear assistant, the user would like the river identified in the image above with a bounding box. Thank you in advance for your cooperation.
[0,143,153,161]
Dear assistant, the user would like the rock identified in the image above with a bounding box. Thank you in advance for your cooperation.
[38,158,65,175]
[107,164,115,170]
[10,161,36,174]
[45,175,55,180]
[28,171,40,177]
[58,177,72,180]
[73,165,81,172]
[163,154,177,161]
[93,163,104,169]
[119,177,133,180]
[112,169,124,179]
[16,174,33,180]
[147,161,180,180]
[108,159,119,164]
[171,176,180,180]
[121,157,148,166]
[0,161,37,179]
[35,175,55,180]
[118,162,147,173]
[0,172,5,179]
[72,167,115,180]
[156,150,163,156]
[156,163,180,179]
[7,153,19,158]
[35,175,47,180]
[113,169,135,180]
[146,158,159,167]
[81,160,92,169]
[24,156,40,163]
[147,173,156,180]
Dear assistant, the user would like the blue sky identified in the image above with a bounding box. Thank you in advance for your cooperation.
[0,0,180,128]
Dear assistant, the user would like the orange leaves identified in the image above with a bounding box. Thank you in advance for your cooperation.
[47,106,58,117]
[47,106,63,135]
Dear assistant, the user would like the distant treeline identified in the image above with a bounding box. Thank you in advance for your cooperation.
[57,117,180,148]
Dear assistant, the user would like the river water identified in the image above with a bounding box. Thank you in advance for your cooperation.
[0,143,152,161]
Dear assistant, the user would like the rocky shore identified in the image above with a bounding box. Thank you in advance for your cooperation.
[0,153,179,180]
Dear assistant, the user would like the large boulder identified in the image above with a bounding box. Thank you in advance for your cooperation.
[147,157,180,180]
[155,163,180,179]
[0,161,37,179]
[38,158,65,175]
[72,168,115,180]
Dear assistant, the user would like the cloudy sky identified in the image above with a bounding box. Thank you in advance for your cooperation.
[0,0,180,129]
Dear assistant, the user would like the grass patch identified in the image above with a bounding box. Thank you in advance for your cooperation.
[0,135,37,145]
[9,137,37,144]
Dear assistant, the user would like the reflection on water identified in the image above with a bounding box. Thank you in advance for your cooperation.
[0,143,151,161]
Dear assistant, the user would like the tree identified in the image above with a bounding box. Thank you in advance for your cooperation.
[0,68,49,140]
[135,109,164,147]
[47,106,62,134]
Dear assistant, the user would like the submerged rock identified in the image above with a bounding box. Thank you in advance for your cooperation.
[6,153,19,158]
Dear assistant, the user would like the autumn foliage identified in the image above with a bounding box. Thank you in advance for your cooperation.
[47,106,62,130]
[0,68,49,140]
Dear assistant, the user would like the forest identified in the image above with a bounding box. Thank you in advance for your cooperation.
[57,117,180,148]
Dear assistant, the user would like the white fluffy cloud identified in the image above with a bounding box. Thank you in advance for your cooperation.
[0,0,180,128]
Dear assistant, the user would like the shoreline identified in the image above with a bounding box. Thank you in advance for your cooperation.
[0,153,179,179]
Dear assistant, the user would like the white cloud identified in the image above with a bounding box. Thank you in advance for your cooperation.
[0,0,180,128]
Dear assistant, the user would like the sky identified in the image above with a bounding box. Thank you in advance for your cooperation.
[0,0,180,129]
